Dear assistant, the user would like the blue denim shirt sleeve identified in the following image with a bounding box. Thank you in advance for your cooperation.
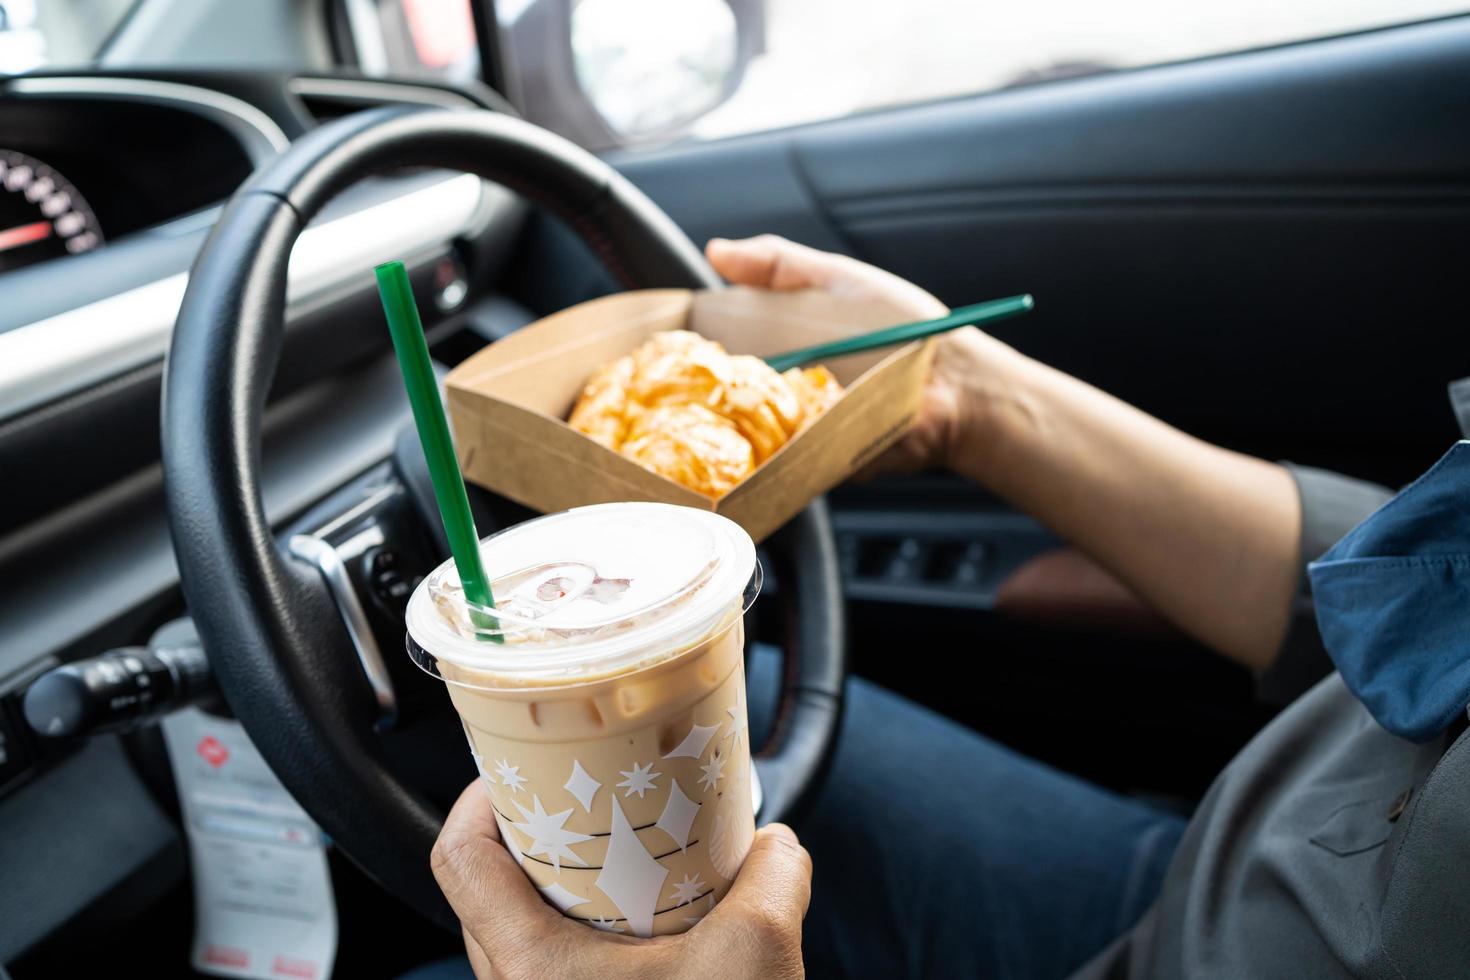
[1255,464,1395,707]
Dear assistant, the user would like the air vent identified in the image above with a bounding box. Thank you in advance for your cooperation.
[288,76,483,126]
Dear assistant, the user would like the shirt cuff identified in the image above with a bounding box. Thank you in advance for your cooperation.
[1256,463,1395,706]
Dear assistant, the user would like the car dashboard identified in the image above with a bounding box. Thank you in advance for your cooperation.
[0,68,531,966]
[0,77,273,275]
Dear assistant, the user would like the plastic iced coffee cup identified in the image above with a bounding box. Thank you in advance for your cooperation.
[405,502,760,937]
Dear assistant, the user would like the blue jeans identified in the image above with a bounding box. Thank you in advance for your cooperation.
[745,646,1184,979]
[404,646,1185,980]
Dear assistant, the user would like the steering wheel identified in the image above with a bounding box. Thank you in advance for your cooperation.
[161,105,845,930]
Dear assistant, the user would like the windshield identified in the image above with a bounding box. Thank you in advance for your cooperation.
[0,0,137,73]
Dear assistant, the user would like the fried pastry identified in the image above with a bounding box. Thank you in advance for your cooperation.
[568,329,845,497]
[621,404,755,497]
[566,353,635,449]
[784,365,844,423]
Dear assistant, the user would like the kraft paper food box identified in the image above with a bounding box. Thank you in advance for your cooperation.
[445,286,935,544]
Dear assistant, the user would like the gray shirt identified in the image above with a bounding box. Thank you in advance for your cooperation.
[1079,465,1470,979]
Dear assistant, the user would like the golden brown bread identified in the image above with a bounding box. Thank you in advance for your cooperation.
[621,404,755,497]
[785,365,844,421]
[567,330,845,497]
[566,354,635,449]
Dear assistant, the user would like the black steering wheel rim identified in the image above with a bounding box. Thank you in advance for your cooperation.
[162,105,844,929]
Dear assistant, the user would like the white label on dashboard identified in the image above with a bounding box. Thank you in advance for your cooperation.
[161,708,337,980]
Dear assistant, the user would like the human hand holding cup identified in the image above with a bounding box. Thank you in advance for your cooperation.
[406,503,763,937]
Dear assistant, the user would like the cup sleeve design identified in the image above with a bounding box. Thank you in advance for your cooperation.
[655,779,700,852]
[663,722,721,760]
[595,797,671,938]
[455,658,757,936]
[564,759,602,812]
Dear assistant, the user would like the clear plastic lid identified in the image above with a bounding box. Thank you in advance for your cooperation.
[404,503,758,687]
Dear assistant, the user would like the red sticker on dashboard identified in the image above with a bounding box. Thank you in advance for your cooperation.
[196,735,230,768]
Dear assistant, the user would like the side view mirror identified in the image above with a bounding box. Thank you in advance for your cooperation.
[500,0,764,151]
[571,0,737,142]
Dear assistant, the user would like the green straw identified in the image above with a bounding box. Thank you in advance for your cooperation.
[765,294,1035,373]
[375,261,500,640]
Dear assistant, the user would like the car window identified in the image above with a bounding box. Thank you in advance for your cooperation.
[341,0,482,85]
[494,0,1470,152]
[0,0,138,72]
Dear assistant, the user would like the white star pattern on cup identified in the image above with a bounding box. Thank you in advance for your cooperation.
[616,761,662,799]
[670,873,706,907]
[492,809,526,867]
[663,722,721,760]
[494,758,527,794]
[510,795,593,872]
[539,881,591,913]
[654,778,699,851]
[724,691,748,749]
[698,751,725,791]
[587,916,622,932]
[463,735,488,779]
[595,797,669,938]
[683,894,715,928]
[564,760,601,813]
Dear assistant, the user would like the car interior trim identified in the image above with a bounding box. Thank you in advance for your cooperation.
[5,75,291,162]
[287,76,479,111]
[0,172,491,421]
[342,0,392,76]
[0,353,412,681]
[287,531,398,724]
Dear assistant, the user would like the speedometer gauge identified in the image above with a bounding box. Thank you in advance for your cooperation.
[0,150,104,274]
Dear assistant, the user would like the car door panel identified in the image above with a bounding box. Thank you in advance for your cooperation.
[508,16,1470,794]
[610,137,851,251]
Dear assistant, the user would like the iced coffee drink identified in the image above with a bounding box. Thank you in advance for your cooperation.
[405,503,759,937]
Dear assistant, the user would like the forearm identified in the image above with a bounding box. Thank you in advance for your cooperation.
[949,334,1301,669]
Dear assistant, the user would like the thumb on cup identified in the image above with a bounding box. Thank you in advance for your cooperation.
[431,781,565,956]
[698,823,812,947]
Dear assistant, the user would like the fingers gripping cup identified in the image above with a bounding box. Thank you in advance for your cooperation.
[405,503,760,937]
